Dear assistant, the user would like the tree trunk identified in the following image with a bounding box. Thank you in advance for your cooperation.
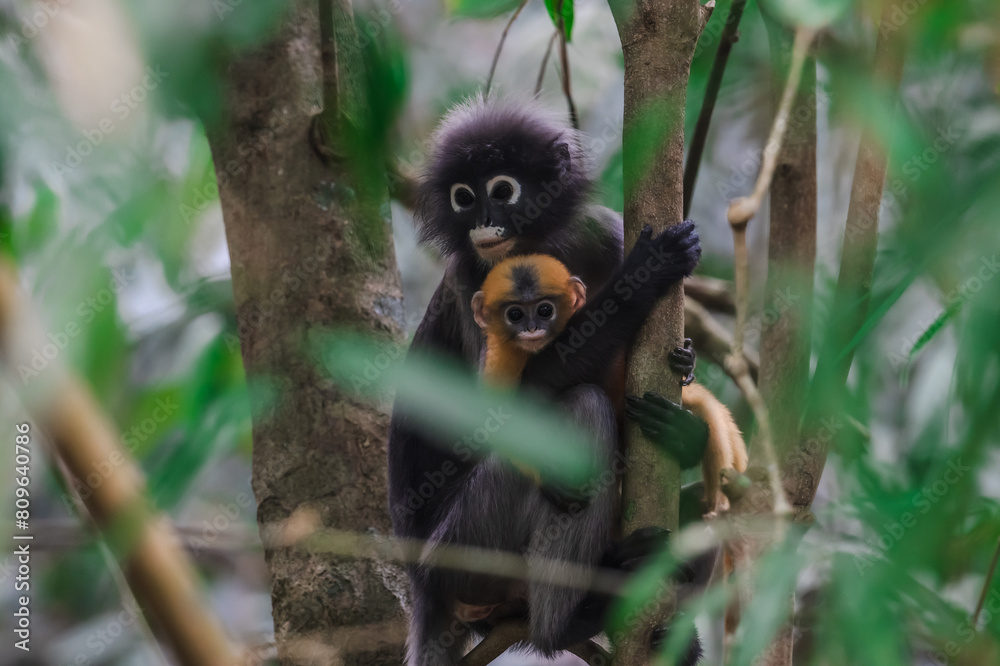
[759,18,817,497]
[206,2,407,664]
[608,0,703,661]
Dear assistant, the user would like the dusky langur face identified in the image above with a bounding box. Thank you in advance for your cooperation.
[416,100,591,263]
[500,297,559,352]
[472,258,587,354]
[449,173,526,263]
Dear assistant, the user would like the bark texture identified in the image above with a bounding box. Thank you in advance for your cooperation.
[728,19,817,666]
[608,0,702,661]
[758,18,817,511]
[206,2,407,664]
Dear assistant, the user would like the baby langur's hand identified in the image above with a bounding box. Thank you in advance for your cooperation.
[669,338,696,387]
[625,392,708,470]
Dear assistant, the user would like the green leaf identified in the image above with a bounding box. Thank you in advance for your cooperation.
[605,546,678,640]
[728,541,802,666]
[544,0,574,42]
[760,0,850,28]
[446,0,524,19]
[599,147,624,213]
[908,303,960,361]
[318,331,598,486]
[15,184,59,259]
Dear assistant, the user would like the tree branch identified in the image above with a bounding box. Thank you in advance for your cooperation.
[535,30,558,96]
[726,27,818,521]
[0,263,239,666]
[684,0,748,218]
[485,0,530,95]
[685,274,735,313]
[555,0,579,129]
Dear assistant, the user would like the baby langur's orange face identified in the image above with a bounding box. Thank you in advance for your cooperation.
[471,255,587,353]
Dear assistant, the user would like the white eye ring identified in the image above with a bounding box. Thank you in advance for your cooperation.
[486,175,520,204]
[450,184,476,212]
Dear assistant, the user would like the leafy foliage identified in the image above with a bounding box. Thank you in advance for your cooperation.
[1,1,999,664]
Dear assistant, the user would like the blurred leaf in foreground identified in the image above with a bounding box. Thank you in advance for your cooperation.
[446,0,524,19]
[318,331,599,487]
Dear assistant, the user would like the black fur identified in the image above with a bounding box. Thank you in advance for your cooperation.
[389,97,703,665]
[509,263,540,301]
[415,97,592,258]
[521,221,701,396]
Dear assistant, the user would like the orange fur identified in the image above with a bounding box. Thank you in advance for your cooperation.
[477,255,581,386]
[681,382,748,515]
[474,255,749,516]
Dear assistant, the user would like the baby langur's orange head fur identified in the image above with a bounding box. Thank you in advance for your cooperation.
[472,255,587,384]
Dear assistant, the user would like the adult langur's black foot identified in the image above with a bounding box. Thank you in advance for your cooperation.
[625,392,709,469]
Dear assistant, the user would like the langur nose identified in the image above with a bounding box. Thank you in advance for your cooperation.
[482,215,493,227]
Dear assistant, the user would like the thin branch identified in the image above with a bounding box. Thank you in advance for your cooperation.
[535,30,558,96]
[284,523,632,596]
[485,0,530,95]
[685,274,736,314]
[0,262,239,666]
[974,535,1000,625]
[726,27,817,520]
[684,0,748,218]
[685,298,759,381]
[727,27,817,230]
[555,0,579,129]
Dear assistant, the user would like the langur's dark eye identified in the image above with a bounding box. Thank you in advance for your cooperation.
[536,303,554,319]
[491,182,513,201]
[486,175,521,204]
[506,307,525,323]
[451,184,475,211]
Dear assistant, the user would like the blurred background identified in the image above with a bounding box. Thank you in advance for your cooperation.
[1,0,999,664]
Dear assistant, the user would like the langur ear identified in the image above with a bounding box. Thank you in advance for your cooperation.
[472,292,489,330]
[552,141,572,179]
[568,277,587,312]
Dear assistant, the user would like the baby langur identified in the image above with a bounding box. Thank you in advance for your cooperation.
[471,254,587,387]
[473,254,748,516]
